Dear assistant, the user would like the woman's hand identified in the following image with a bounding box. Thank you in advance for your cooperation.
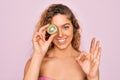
[76,38,101,79]
[32,24,56,56]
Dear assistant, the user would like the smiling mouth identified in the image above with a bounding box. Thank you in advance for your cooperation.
[57,38,66,43]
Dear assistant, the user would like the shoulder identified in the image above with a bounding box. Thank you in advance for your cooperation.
[41,56,56,68]
[39,56,57,75]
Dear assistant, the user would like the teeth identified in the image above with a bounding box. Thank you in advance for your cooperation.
[58,39,66,43]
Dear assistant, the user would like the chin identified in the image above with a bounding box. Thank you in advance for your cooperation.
[55,44,70,50]
[57,46,67,50]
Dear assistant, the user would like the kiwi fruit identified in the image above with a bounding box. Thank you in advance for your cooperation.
[47,24,58,34]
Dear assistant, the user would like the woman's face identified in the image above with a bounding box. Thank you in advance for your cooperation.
[51,14,73,50]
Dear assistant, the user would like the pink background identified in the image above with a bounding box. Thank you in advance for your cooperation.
[0,0,120,80]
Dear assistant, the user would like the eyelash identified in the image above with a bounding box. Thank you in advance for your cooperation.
[63,25,69,30]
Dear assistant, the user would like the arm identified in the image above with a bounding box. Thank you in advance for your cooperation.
[23,24,56,80]
[23,52,44,80]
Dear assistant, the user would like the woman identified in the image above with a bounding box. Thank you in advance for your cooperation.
[23,4,101,80]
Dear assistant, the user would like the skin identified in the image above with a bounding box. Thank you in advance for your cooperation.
[23,14,101,80]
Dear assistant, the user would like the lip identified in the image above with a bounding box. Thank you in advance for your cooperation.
[57,38,66,44]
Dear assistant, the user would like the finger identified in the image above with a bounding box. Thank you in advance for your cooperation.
[32,32,42,47]
[77,51,85,59]
[47,33,57,45]
[39,24,49,32]
[77,51,88,62]
[34,31,44,42]
[39,32,45,41]
[89,38,96,54]
[90,53,94,62]
[39,33,44,41]
[94,41,100,58]
[92,58,100,66]
[97,47,102,60]
[32,32,40,42]
[38,24,49,41]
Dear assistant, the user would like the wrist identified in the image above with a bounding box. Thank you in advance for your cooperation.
[87,72,99,80]
[32,51,45,60]
[33,51,46,57]
[87,75,99,80]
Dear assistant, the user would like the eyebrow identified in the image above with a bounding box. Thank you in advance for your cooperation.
[62,23,70,26]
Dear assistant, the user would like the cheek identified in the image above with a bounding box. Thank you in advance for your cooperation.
[69,32,73,41]
[67,31,73,38]
[68,28,74,37]
[65,29,74,42]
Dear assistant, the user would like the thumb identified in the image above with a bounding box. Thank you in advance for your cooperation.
[47,33,57,44]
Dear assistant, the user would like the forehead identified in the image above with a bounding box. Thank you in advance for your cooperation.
[51,14,71,26]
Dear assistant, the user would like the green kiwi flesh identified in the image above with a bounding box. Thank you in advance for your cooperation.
[47,24,58,34]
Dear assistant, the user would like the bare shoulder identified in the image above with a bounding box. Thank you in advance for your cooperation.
[39,56,56,76]
[41,50,56,65]
[41,56,55,67]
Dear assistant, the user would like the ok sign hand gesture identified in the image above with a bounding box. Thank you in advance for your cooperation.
[76,38,102,80]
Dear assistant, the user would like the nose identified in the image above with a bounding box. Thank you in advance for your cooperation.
[58,28,63,37]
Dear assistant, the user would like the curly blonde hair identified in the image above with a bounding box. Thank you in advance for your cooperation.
[35,4,81,51]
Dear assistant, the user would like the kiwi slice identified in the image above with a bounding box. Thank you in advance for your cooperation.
[47,24,58,34]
